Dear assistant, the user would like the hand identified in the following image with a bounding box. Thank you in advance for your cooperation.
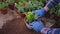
[34,8,46,18]
[29,21,45,32]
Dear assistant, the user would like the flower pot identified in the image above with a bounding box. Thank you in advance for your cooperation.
[14,8,26,18]
[24,18,32,29]
[1,8,8,15]
[15,8,18,14]
[8,4,15,10]
[19,13,26,18]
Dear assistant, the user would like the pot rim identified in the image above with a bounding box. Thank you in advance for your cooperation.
[24,18,32,29]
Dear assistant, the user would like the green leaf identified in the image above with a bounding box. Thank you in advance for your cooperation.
[0,2,7,10]
[56,4,60,9]
[57,10,60,17]
[49,8,55,14]
[17,5,25,13]
[8,0,15,4]
[0,0,3,2]
[26,12,37,23]
[16,0,27,3]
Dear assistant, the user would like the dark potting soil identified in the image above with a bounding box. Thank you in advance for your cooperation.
[51,19,60,28]
[45,13,60,28]
[0,18,40,34]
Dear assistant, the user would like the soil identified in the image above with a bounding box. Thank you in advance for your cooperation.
[0,18,40,34]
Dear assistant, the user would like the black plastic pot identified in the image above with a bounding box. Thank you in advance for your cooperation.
[8,4,15,10]
[1,8,8,15]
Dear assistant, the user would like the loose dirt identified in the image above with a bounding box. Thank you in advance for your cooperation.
[0,18,40,34]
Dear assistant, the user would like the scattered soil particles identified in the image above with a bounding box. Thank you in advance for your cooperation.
[0,18,40,34]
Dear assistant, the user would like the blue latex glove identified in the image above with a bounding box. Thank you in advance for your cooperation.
[29,21,45,32]
[34,8,46,18]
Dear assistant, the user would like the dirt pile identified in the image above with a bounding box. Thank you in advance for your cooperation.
[0,18,40,34]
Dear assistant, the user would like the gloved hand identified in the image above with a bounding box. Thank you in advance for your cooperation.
[29,21,45,32]
[34,8,46,18]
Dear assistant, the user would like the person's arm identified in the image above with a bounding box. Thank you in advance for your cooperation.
[44,0,60,12]
[41,28,60,34]
[29,21,60,34]
[34,0,60,18]
[27,0,60,33]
